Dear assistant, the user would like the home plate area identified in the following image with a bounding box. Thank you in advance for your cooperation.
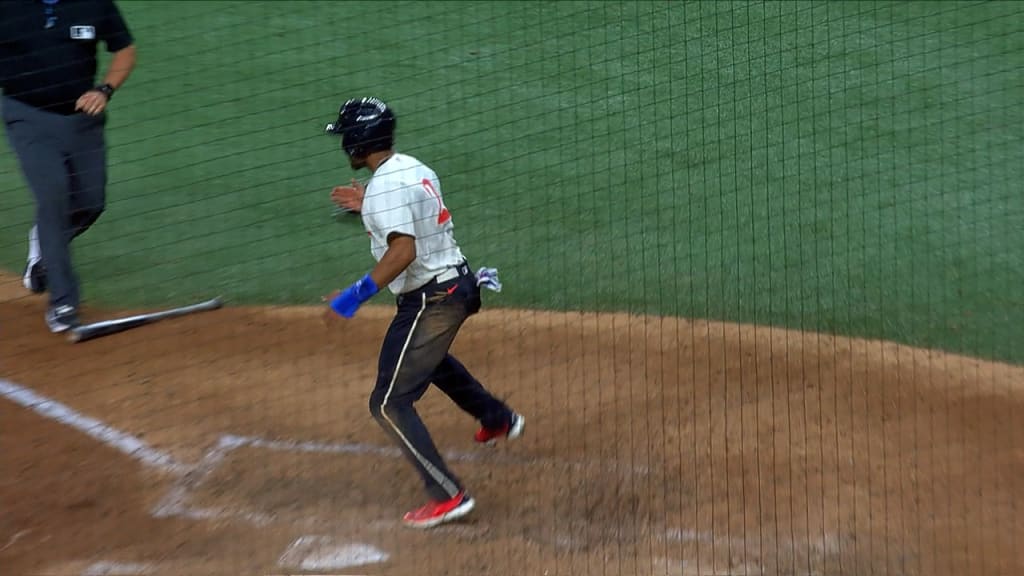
[278,537,389,572]
[147,431,679,575]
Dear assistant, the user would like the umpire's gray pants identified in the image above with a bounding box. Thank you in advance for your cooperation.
[2,96,107,309]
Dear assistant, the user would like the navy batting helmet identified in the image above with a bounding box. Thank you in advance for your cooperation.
[325,97,396,158]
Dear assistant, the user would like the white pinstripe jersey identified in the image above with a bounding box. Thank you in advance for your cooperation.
[361,153,465,295]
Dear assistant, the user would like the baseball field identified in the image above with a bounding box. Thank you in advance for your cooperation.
[1,1,1022,575]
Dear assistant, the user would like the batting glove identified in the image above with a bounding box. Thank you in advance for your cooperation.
[475,267,502,292]
[330,273,379,318]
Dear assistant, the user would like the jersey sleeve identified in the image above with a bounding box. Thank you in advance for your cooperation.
[363,181,418,242]
[99,0,134,53]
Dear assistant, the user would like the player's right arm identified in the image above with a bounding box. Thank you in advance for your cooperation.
[363,182,419,287]
[369,232,415,290]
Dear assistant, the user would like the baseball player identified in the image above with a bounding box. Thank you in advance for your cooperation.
[322,97,524,529]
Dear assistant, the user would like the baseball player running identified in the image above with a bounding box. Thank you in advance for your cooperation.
[322,97,524,529]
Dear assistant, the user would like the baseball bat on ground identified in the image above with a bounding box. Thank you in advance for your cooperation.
[67,296,224,343]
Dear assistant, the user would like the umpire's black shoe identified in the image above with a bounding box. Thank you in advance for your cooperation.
[45,305,80,333]
[22,259,47,294]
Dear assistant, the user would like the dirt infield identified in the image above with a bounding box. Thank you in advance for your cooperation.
[1,271,1022,576]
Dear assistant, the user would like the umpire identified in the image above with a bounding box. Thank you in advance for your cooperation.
[1,0,136,332]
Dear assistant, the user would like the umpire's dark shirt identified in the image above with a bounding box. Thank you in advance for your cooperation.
[0,0,133,115]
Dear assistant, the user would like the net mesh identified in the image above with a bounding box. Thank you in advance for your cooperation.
[0,2,1021,575]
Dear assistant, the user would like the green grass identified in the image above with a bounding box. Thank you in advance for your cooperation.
[1,1,1022,364]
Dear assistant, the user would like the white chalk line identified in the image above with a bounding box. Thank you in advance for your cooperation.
[0,378,647,534]
[278,536,388,571]
[150,435,272,525]
[183,434,842,568]
[0,376,646,480]
[1,379,841,570]
[0,379,186,474]
[80,561,151,576]
[0,529,30,553]
[162,433,653,525]
[231,433,651,477]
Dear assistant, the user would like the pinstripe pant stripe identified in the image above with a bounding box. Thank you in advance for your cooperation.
[379,292,460,498]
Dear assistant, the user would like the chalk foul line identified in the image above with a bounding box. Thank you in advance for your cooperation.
[80,561,151,576]
[0,379,186,474]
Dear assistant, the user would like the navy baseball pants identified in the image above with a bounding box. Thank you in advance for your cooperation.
[369,261,514,501]
[2,96,107,309]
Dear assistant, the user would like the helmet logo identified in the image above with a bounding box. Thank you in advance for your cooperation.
[362,97,387,110]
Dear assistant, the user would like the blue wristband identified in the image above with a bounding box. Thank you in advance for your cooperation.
[330,273,379,318]
[353,273,379,301]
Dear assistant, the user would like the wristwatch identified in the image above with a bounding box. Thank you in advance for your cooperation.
[94,83,115,99]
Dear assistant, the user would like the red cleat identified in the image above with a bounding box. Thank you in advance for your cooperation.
[474,412,525,445]
[402,491,476,529]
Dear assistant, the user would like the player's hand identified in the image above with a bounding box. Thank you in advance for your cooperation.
[321,274,378,324]
[76,90,108,116]
[321,289,343,326]
[331,179,365,214]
